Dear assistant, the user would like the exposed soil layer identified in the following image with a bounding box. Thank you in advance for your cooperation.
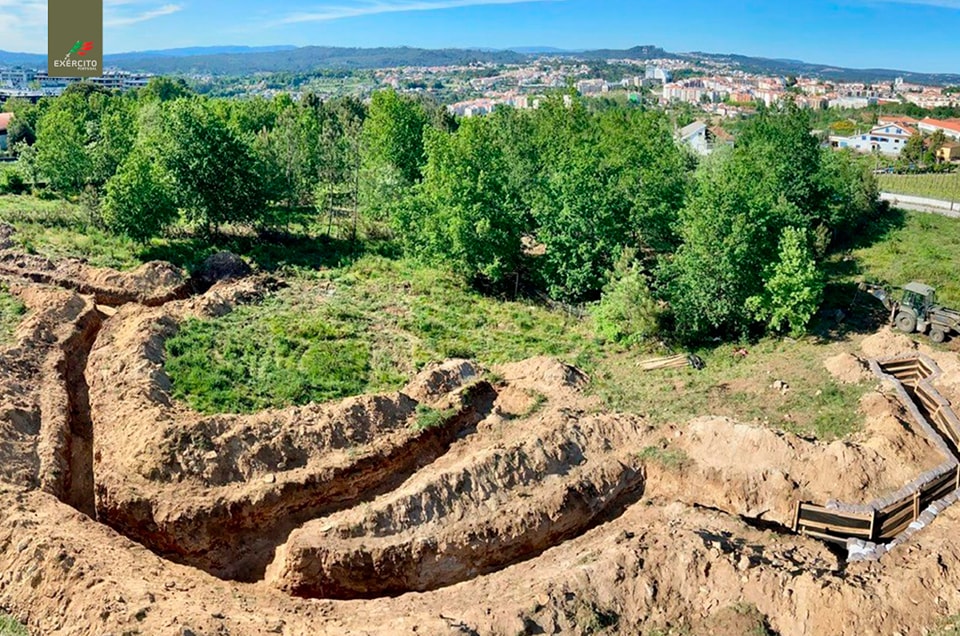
[1,251,960,635]
[268,412,648,598]
[0,251,190,306]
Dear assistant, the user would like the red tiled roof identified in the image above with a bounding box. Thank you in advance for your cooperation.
[0,113,12,133]
[879,115,919,125]
[921,118,960,134]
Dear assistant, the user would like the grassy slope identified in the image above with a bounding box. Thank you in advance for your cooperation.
[851,211,960,307]
[12,194,960,440]
[0,196,141,270]
[878,173,960,202]
[166,257,599,414]
[165,255,871,439]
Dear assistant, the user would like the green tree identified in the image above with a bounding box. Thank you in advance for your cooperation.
[139,77,191,102]
[902,133,925,165]
[254,104,320,208]
[817,149,879,245]
[360,89,429,220]
[659,152,774,341]
[598,108,688,252]
[396,117,524,285]
[34,108,89,194]
[102,147,178,242]
[159,98,266,233]
[90,98,136,187]
[593,248,661,346]
[747,226,824,336]
[2,98,42,149]
[533,143,632,302]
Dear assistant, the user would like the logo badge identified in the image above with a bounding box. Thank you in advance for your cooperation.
[48,1,103,78]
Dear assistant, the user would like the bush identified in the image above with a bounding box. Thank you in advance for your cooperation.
[0,166,27,195]
[747,226,824,337]
[593,248,661,346]
[102,148,178,243]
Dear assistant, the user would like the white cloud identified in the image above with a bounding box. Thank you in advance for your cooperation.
[0,0,183,53]
[0,0,46,53]
[276,0,562,25]
[105,3,184,27]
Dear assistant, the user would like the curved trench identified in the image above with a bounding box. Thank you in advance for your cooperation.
[24,267,649,599]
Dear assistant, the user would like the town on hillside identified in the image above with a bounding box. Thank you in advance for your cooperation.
[3,52,960,169]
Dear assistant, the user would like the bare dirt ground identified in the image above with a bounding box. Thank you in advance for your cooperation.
[2,251,960,635]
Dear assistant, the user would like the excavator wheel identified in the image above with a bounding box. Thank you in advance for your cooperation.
[895,312,917,334]
[930,328,947,344]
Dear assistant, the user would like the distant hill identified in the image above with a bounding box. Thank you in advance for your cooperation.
[0,51,45,67]
[563,45,670,61]
[107,45,297,60]
[686,51,960,86]
[101,46,528,75]
[1,44,958,86]
[507,46,574,54]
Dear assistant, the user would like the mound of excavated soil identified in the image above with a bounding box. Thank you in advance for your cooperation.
[860,327,917,360]
[194,251,253,286]
[401,358,479,404]
[653,396,944,526]
[0,251,190,306]
[824,352,871,384]
[4,251,960,636]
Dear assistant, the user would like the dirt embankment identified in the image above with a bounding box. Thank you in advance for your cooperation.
[268,409,648,598]
[4,248,960,635]
[0,252,190,306]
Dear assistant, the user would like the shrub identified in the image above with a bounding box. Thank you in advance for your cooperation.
[592,248,660,346]
[748,226,824,337]
[0,166,27,195]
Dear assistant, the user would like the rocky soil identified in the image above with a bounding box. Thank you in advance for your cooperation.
[1,248,960,635]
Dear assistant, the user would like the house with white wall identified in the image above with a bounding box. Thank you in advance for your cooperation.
[918,118,960,141]
[829,121,915,156]
[678,121,710,155]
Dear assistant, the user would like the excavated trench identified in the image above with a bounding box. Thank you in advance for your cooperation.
[20,253,908,609]
[62,314,100,517]
[37,300,103,519]
[30,273,629,596]
[273,461,647,599]
[267,414,650,598]
[95,383,499,582]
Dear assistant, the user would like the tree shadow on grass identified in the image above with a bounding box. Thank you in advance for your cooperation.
[810,203,909,341]
[139,231,365,274]
[841,203,907,251]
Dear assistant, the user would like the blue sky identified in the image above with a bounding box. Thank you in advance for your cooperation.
[2,0,959,73]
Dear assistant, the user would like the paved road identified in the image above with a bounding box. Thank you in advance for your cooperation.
[880,192,960,218]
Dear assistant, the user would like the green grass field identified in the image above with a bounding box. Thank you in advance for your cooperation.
[166,257,599,414]
[9,193,960,440]
[165,255,873,439]
[850,211,960,307]
[0,195,142,270]
[878,173,960,202]
[0,613,28,636]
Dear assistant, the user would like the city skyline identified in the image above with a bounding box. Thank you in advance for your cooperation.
[2,0,960,74]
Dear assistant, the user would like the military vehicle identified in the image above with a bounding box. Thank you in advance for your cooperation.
[860,281,960,343]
